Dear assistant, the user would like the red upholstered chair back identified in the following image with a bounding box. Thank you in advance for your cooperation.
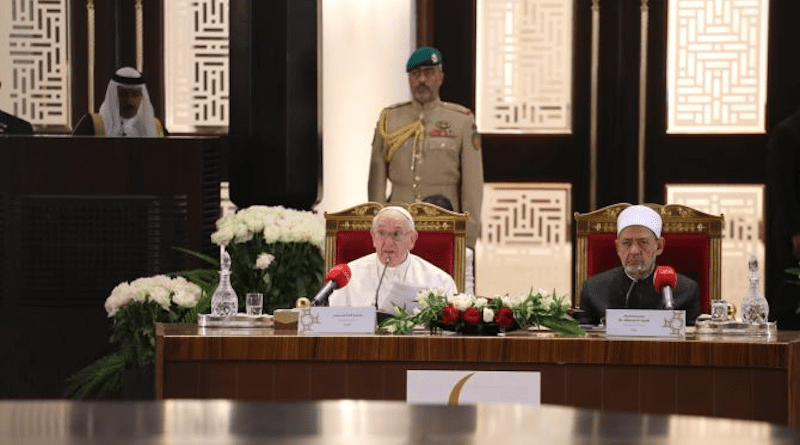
[325,202,467,292]
[575,203,723,313]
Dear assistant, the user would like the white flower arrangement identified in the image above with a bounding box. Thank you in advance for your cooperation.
[190,205,327,314]
[211,205,325,250]
[104,275,202,317]
[66,275,204,399]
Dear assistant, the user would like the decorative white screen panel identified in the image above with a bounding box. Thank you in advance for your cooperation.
[667,0,769,134]
[476,0,573,134]
[476,183,572,298]
[666,184,764,312]
[0,0,70,127]
[164,0,229,133]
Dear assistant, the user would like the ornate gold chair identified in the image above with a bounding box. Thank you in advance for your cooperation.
[574,203,723,313]
[324,202,468,292]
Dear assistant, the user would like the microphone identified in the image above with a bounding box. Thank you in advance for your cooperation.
[374,261,388,311]
[653,266,677,310]
[311,264,352,306]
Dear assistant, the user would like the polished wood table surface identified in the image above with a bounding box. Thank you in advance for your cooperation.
[2,399,798,444]
[155,323,800,426]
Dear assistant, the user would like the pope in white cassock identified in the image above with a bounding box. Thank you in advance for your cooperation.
[328,206,458,314]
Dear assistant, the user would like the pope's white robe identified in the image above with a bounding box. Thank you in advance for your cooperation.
[329,252,457,313]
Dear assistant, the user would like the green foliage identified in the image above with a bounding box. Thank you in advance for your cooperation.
[225,236,325,313]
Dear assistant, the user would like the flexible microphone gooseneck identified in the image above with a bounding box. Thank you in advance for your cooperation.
[374,257,389,311]
[653,266,678,310]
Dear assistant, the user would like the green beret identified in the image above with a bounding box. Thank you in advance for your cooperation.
[406,47,442,73]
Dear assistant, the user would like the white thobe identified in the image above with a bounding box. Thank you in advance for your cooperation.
[329,252,457,314]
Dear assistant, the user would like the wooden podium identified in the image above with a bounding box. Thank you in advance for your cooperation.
[0,135,223,398]
[156,323,800,426]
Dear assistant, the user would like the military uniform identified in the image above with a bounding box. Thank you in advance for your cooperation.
[368,97,483,247]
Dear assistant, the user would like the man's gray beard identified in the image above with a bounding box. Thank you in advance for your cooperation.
[625,262,655,280]
[413,86,434,104]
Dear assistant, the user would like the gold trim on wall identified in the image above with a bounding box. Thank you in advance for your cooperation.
[637,0,649,203]
[135,0,143,72]
[590,0,600,210]
[87,0,95,112]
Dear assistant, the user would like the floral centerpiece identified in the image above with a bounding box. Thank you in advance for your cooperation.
[379,288,585,336]
[64,275,203,398]
[180,205,326,314]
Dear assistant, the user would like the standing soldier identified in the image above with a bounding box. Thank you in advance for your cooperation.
[368,47,484,248]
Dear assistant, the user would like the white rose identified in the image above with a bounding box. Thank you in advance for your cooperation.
[233,224,253,243]
[483,307,495,323]
[255,253,275,270]
[242,212,265,233]
[475,297,488,307]
[262,225,281,244]
[172,288,199,308]
[150,286,171,310]
[215,213,237,230]
[416,290,432,309]
[105,281,135,317]
[452,293,474,312]
[211,226,235,247]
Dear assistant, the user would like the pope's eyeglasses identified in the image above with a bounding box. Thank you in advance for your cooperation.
[376,229,407,241]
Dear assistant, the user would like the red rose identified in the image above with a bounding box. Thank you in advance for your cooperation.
[495,306,515,328]
[462,307,481,325]
[442,305,459,325]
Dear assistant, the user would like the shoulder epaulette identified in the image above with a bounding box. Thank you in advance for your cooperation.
[441,101,473,116]
[384,101,412,111]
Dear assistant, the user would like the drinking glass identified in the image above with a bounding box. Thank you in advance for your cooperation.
[246,292,263,316]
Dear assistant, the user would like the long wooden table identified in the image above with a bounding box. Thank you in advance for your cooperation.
[155,323,800,426]
[5,399,799,444]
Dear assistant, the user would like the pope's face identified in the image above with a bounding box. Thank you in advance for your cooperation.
[615,225,664,280]
[117,86,143,119]
[408,66,443,104]
[371,213,418,267]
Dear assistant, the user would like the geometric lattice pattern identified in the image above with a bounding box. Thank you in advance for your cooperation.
[666,183,765,312]
[0,0,70,127]
[476,0,572,133]
[667,0,769,133]
[164,0,229,133]
[483,182,571,246]
[476,183,572,299]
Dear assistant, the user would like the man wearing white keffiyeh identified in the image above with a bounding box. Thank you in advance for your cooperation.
[72,67,166,137]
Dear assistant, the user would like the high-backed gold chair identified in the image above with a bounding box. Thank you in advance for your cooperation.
[574,203,723,313]
[324,202,468,292]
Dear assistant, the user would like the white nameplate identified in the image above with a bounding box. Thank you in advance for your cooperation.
[296,307,376,335]
[606,309,686,338]
[407,370,541,405]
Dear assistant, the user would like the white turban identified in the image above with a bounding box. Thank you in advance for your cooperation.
[98,67,158,137]
[617,205,662,237]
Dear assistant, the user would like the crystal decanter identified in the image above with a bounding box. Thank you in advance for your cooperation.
[211,249,239,317]
[740,254,769,325]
